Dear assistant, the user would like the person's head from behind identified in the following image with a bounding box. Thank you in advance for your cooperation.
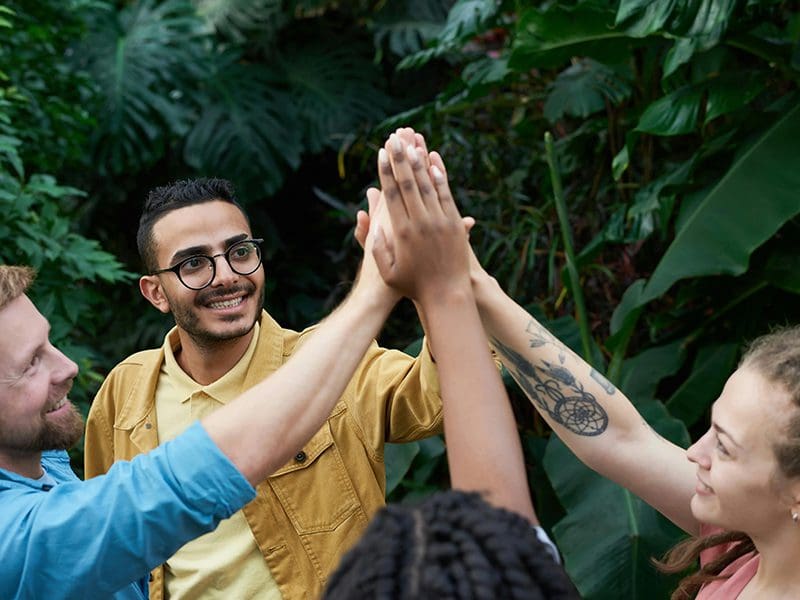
[0,266,82,460]
[136,178,266,345]
[685,325,800,538]
[323,490,578,600]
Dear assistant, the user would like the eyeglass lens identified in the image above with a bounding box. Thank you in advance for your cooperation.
[179,240,261,289]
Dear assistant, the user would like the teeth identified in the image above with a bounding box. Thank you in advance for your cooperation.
[209,297,243,309]
[46,397,67,413]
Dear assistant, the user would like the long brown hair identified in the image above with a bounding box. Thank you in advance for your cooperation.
[657,326,800,599]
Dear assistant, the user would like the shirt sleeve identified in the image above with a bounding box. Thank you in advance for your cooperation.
[345,337,444,454]
[0,422,255,599]
[533,525,561,564]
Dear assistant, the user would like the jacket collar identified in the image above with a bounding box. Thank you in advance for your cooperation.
[114,310,285,434]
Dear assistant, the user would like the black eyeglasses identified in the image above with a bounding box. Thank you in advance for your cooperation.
[152,238,264,290]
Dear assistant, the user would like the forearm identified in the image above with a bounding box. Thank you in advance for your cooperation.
[204,285,394,485]
[422,286,536,522]
[472,271,643,472]
[2,424,253,598]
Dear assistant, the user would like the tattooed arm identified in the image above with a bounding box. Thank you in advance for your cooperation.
[467,267,699,533]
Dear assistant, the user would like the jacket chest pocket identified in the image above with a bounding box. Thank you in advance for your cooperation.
[268,419,362,534]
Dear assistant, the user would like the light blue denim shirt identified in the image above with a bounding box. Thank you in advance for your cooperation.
[0,422,255,599]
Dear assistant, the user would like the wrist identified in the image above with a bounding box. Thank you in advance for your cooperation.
[350,278,399,317]
[471,269,500,310]
[417,282,475,314]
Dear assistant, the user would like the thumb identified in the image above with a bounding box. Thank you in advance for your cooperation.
[463,216,476,236]
[354,210,369,249]
[371,226,395,282]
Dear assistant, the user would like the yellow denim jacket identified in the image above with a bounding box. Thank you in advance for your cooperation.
[84,311,442,600]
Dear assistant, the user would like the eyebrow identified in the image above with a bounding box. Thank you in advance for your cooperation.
[169,233,250,265]
[712,421,742,448]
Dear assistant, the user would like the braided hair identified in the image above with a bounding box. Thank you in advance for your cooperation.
[323,491,579,600]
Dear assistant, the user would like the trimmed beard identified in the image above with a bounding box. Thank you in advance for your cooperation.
[170,283,265,345]
[0,401,84,452]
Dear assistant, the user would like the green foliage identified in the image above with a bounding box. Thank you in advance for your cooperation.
[192,0,284,44]
[0,2,133,477]
[7,0,800,594]
[381,0,800,595]
[279,34,391,153]
[545,400,688,599]
[184,54,302,196]
[80,0,208,173]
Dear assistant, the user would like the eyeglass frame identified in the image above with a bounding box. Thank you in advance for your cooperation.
[150,238,265,290]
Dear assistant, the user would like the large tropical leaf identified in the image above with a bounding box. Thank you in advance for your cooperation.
[639,100,800,303]
[635,84,704,136]
[371,0,450,58]
[544,58,632,122]
[192,0,284,44]
[510,1,631,71]
[81,0,209,173]
[544,400,689,599]
[619,339,687,404]
[183,53,301,197]
[398,0,500,69]
[617,0,737,41]
[618,0,738,76]
[763,243,800,294]
[280,37,391,153]
[666,343,739,427]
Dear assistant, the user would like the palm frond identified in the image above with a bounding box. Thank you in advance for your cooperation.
[192,0,284,44]
[398,0,500,69]
[280,36,391,152]
[80,0,210,173]
[372,0,451,58]
[183,51,302,197]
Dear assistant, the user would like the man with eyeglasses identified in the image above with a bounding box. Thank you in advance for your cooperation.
[84,178,443,599]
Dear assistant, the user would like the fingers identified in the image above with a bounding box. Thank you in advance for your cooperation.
[354,210,369,249]
[429,151,460,220]
[366,187,380,215]
[385,133,427,220]
[405,143,439,214]
[414,133,429,161]
[378,146,409,229]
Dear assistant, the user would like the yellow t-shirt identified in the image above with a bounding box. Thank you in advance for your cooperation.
[156,323,282,600]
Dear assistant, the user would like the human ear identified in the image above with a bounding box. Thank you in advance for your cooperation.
[139,275,171,314]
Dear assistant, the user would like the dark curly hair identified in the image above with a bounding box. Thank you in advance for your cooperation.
[323,491,579,600]
[136,177,248,272]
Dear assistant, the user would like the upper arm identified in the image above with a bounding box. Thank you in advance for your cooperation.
[351,340,443,446]
[592,422,699,535]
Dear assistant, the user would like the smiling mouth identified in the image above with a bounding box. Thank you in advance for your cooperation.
[46,397,68,414]
[208,296,245,309]
[696,478,713,493]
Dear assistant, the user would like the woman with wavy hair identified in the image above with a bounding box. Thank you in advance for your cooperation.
[376,128,800,598]
[469,209,800,597]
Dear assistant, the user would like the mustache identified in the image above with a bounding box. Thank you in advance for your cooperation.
[197,283,255,303]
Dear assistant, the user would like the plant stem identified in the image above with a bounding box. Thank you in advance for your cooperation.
[544,131,595,366]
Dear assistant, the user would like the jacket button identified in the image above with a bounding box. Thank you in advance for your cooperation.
[295,451,307,463]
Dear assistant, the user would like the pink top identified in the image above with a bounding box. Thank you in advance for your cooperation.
[695,525,759,599]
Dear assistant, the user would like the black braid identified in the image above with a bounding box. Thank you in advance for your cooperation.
[323,491,579,599]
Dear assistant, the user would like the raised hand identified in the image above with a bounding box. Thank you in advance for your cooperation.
[372,132,471,305]
[354,128,426,249]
